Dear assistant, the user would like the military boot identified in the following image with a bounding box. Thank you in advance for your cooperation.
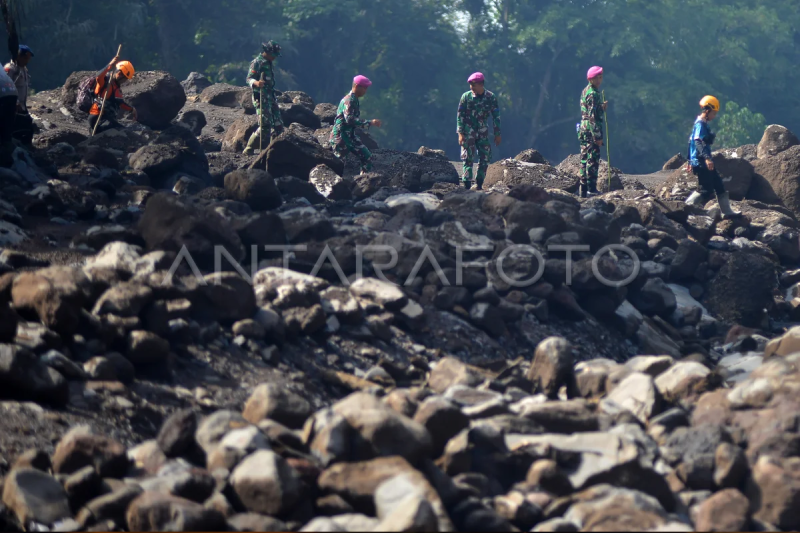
[579,183,588,198]
[243,128,261,156]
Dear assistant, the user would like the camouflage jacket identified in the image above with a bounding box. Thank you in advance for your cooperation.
[580,83,604,140]
[456,90,501,138]
[246,55,277,101]
[330,91,370,141]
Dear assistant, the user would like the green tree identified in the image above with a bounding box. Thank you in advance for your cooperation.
[715,101,766,149]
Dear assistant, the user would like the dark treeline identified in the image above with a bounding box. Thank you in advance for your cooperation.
[3,0,799,172]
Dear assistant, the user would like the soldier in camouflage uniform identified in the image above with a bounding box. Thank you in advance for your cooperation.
[578,66,608,197]
[329,75,381,174]
[457,72,501,190]
[243,41,285,155]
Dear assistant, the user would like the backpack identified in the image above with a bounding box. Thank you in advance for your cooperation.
[75,76,98,112]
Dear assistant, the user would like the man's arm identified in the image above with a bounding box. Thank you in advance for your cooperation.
[457,94,470,136]
[246,59,262,88]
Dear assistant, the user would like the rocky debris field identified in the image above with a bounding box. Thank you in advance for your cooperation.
[1,71,800,531]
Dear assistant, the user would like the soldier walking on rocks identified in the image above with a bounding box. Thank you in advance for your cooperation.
[685,95,741,218]
[329,75,381,174]
[578,66,607,198]
[243,41,285,156]
[457,72,501,190]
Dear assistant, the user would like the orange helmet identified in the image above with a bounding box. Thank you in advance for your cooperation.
[116,61,135,80]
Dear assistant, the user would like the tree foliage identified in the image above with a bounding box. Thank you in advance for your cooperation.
[1,0,798,172]
[716,102,766,149]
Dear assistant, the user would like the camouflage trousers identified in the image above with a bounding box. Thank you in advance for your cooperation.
[332,132,372,173]
[254,96,285,139]
[579,139,600,187]
[461,137,492,185]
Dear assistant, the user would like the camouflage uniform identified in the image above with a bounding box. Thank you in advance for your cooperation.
[578,83,604,192]
[457,90,501,187]
[329,91,373,173]
[244,42,284,153]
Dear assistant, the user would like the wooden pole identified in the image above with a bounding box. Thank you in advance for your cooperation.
[91,44,122,137]
[259,72,265,152]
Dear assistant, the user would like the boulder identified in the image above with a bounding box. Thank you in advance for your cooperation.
[130,127,210,186]
[350,149,458,190]
[2,468,71,526]
[515,149,550,165]
[224,169,283,211]
[704,252,776,327]
[604,372,662,424]
[243,383,313,429]
[125,71,187,130]
[175,109,207,136]
[138,192,244,271]
[484,159,578,191]
[0,344,69,405]
[181,72,213,96]
[251,129,344,179]
[328,392,432,463]
[751,145,800,216]
[229,450,302,516]
[527,337,578,399]
[198,83,251,109]
[221,115,259,153]
[127,491,227,531]
[556,154,623,192]
[52,426,129,477]
[663,153,686,171]
[11,266,92,334]
[276,176,325,205]
[757,125,799,159]
[314,103,337,125]
[309,164,352,200]
[280,103,322,129]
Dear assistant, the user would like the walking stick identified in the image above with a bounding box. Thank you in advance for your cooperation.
[92,44,122,137]
[602,90,611,191]
[259,72,265,152]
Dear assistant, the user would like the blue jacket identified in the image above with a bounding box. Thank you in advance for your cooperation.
[688,116,715,167]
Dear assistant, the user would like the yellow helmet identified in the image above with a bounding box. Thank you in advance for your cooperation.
[699,95,720,112]
[116,61,135,80]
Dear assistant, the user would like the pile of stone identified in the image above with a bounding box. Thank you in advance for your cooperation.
[0,70,800,532]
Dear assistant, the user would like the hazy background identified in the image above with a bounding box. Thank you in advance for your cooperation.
[3,0,799,172]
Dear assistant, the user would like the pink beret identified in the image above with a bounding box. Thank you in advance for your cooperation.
[587,66,603,79]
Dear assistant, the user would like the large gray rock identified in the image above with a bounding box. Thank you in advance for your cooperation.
[221,115,259,153]
[230,450,302,516]
[704,252,776,327]
[757,125,800,159]
[251,129,344,180]
[224,169,283,211]
[125,71,187,130]
[2,468,71,526]
[751,145,800,216]
[485,159,578,192]
[138,192,245,271]
[0,344,69,405]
